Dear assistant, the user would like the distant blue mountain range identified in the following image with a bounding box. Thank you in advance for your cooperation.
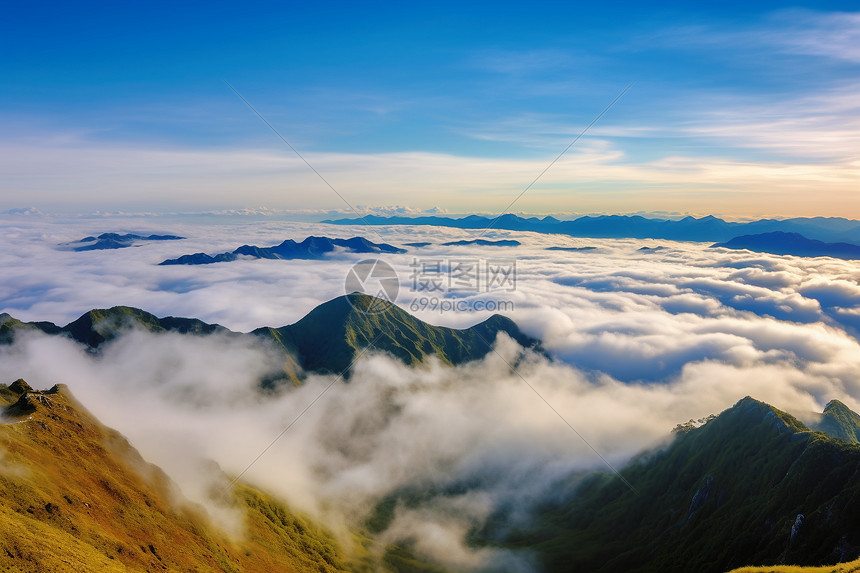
[323,214,860,243]
[441,239,521,247]
[160,236,406,265]
[712,231,860,260]
[546,246,598,252]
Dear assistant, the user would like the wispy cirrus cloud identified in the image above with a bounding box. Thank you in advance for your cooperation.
[745,10,860,63]
[642,10,860,64]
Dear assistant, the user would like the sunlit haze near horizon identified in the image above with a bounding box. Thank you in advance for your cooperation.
[2,2,859,218]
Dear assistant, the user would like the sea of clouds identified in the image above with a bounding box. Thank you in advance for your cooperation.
[2,212,860,570]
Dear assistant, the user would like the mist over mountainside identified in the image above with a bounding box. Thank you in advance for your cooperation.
[0,293,542,381]
[477,396,860,572]
[0,380,441,572]
[324,214,860,244]
[3,358,860,571]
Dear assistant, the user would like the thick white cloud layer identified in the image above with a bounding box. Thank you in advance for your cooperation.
[3,213,860,569]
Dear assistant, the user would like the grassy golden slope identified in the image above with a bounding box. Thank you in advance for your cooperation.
[729,558,860,572]
[0,380,353,573]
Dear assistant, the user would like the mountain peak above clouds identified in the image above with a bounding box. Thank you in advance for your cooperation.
[61,232,185,251]
[159,236,406,265]
[810,399,860,443]
[511,395,860,572]
[254,292,543,374]
[1,294,542,383]
[712,231,860,260]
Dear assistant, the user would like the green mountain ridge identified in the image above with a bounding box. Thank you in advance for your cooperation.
[482,396,860,572]
[1,307,228,349]
[0,293,542,382]
[254,293,541,374]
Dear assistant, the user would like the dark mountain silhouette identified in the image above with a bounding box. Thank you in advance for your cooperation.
[712,232,860,260]
[440,239,521,247]
[160,236,406,265]
[546,246,598,252]
[64,232,185,251]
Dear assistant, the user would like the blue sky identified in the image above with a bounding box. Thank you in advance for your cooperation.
[2,1,858,217]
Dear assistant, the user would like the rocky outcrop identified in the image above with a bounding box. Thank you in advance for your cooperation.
[687,475,714,523]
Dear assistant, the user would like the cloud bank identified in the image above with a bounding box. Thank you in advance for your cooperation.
[0,326,846,570]
[3,215,860,569]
